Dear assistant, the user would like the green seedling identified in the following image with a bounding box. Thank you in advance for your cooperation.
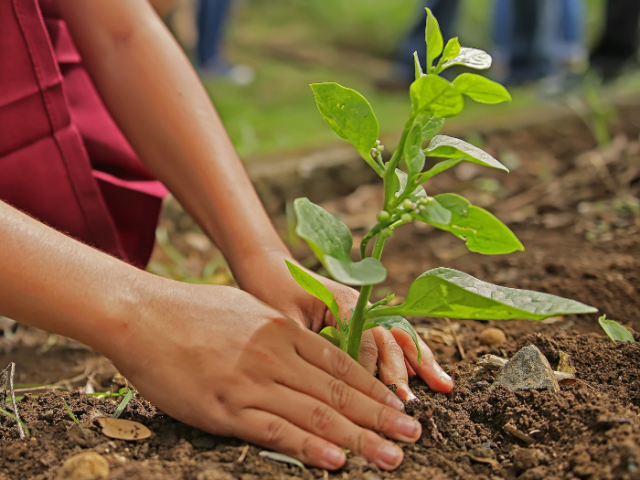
[113,388,135,419]
[0,408,30,437]
[287,9,597,363]
[598,315,635,343]
[63,398,80,425]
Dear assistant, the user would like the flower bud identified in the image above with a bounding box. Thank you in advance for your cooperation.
[401,213,413,223]
[376,210,391,223]
[402,199,413,210]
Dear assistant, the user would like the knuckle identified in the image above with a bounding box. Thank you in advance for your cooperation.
[329,379,353,411]
[330,350,353,379]
[355,428,374,456]
[384,340,404,359]
[373,405,391,432]
[264,418,289,445]
[359,336,378,360]
[310,405,335,434]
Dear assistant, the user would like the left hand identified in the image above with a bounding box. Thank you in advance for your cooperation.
[233,250,454,400]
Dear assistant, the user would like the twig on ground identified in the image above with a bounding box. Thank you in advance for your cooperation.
[8,364,25,440]
[445,318,465,360]
[503,421,535,444]
[236,444,249,463]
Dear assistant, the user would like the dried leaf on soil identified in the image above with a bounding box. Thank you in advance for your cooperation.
[97,417,151,441]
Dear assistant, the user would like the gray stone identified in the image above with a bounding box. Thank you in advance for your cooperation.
[491,345,560,392]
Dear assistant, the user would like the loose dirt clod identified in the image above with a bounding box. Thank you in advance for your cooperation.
[97,417,152,441]
[56,451,109,480]
[492,345,560,392]
[478,327,507,346]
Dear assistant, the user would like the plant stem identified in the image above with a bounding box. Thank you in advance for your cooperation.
[383,114,417,209]
[346,233,388,360]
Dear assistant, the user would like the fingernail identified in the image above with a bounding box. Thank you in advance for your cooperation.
[437,364,452,382]
[396,417,420,440]
[406,391,418,402]
[385,394,405,411]
[377,444,402,469]
[397,384,417,402]
[321,447,345,469]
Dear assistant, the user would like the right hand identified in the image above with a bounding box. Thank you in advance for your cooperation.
[98,280,423,471]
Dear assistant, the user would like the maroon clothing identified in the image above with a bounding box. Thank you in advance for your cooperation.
[0,0,167,267]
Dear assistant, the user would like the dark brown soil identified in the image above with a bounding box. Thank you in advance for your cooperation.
[1,105,639,479]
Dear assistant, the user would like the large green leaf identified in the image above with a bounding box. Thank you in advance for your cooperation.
[430,194,523,254]
[410,75,464,118]
[598,315,635,343]
[285,260,340,322]
[404,117,427,175]
[413,197,452,225]
[425,135,509,171]
[425,8,443,71]
[420,115,445,141]
[442,47,492,70]
[370,268,598,321]
[453,73,511,104]
[294,198,386,286]
[364,316,422,362]
[310,83,382,174]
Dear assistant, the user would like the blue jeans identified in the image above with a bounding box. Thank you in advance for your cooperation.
[196,0,233,69]
[397,0,461,80]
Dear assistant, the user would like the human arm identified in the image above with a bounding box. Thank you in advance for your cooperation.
[54,0,453,397]
[0,199,425,470]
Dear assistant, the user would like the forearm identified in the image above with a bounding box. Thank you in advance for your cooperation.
[56,0,289,285]
[0,200,147,353]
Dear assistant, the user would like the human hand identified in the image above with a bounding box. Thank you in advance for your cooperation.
[99,279,423,470]
[232,251,454,400]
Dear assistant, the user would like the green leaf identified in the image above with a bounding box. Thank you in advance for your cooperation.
[404,117,426,175]
[113,389,134,419]
[453,73,511,104]
[294,198,386,286]
[413,51,423,80]
[63,398,79,425]
[430,194,523,254]
[419,158,464,181]
[425,8,443,71]
[442,47,492,70]
[598,315,635,343]
[395,169,426,199]
[371,268,598,321]
[441,37,461,63]
[410,76,464,118]
[324,256,386,286]
[310,83,382,175]
[425,135,509,171]
[285,260,340,322]
[319,326,342,347]
[0,408,30,438]
[364,316,422,362]
[421,116,445,141]
[414,197,452,225]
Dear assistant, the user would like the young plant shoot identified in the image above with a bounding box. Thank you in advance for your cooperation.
[287,9,598,365]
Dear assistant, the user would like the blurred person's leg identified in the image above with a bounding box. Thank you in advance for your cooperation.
[196,0,231,69]
[377,0,461,90]
[590,0,640,79]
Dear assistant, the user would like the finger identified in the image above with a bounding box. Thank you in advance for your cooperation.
[231,408,346,470]
[404,357,417,377]
[293,328,405,411]
[372,327,415,401]
[391,329,454,393]
[358,329,378,376]
[259,385,407,471]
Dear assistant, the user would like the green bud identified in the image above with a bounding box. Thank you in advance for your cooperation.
[401,213,413,223]
[376,210,391,223]
[402,199,413,210]
[380,227,393,237]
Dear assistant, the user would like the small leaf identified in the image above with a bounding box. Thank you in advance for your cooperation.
[0,408,30,437]
[259,451,305,469]
[310,83,382,174]
[294,199,386,285]
[410,75,464,118]
[598,315,635,343]
[98,418,152,441]
[414,197,452,225]
[395,169,426,199]
[425,135,509,171]
[404,118,426,175]
[425,8,443,71]
[413,51,423,80]
[372,268,598,321]
[319,326,342,347]
[364,316,422,362]
[113,389,135,419]
[286,260,340,322]
[419,158,464,182]
[431,194,523,254]
[63,398,80,425]
[324,256,386,286]
[441,37,461,63]
[442,47,492,70]
[421,116,445,141]
[453,73,511,104]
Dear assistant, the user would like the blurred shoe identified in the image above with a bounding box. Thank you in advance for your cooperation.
[199,59,255,86]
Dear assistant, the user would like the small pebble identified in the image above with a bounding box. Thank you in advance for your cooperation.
[479,327,506,346]
[56,452,109,480]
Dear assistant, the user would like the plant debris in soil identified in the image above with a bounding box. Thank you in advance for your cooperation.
[1,107,640,479]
